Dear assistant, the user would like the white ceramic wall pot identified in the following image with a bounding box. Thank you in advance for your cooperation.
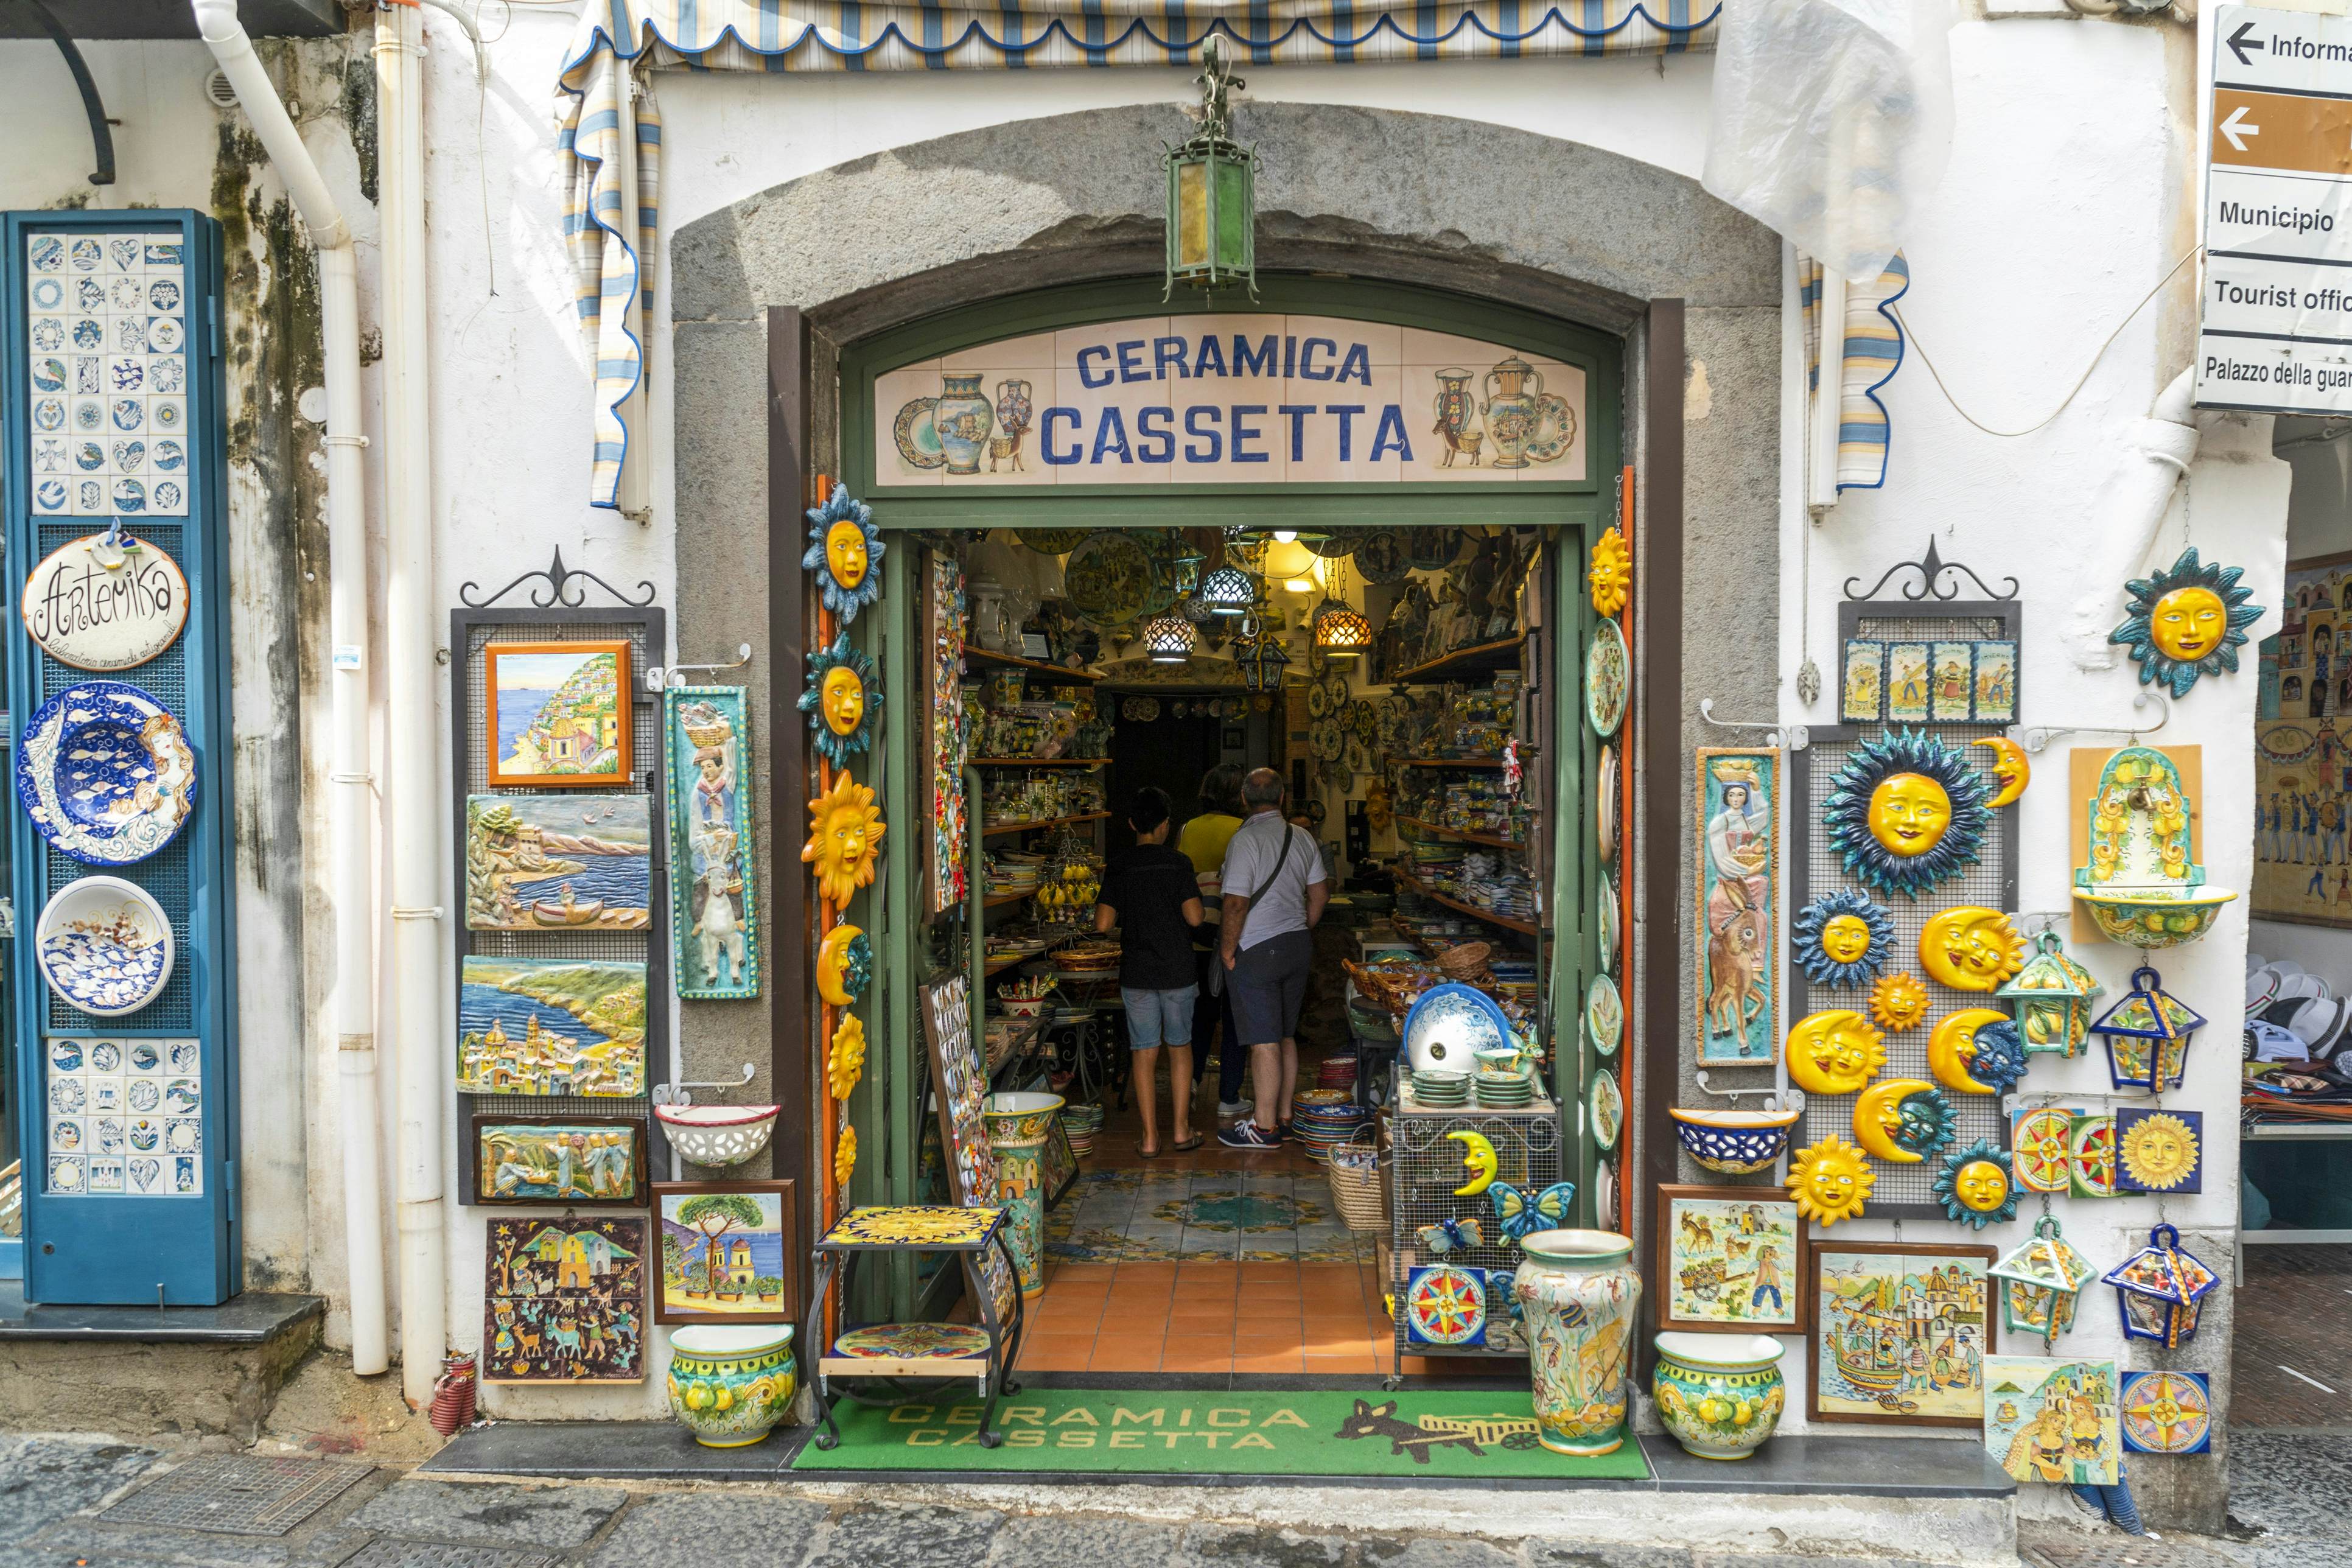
[654,1104,778,1167]
[36,875,173,1017]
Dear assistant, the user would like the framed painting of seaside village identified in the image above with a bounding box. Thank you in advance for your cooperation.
[457,956,648,1097]
[465,795,651,932]
[1804,1237,1995,1429]
[485,640,631,788]
[653,1180,796,1325]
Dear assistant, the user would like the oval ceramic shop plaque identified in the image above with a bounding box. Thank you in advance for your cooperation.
[21,533,188,671]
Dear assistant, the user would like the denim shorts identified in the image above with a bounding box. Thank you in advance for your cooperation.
[1122,984,1199,1049]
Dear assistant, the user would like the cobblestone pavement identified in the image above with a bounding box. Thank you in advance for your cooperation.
[2,1430,2345,1568]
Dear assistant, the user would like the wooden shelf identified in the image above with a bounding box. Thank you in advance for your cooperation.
[1389,755,1510,769]
[984,952,1041,976]
[1391,867,1541,937]
[970,758,1111,767]
[1393,634,1526,685]
[983,889,1037,909]
[1397,815,1525,853]
[981,812,1110,838]
[965,645,1102,684]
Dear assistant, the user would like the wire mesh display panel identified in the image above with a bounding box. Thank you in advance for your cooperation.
[451,611,667,1204]
[1789,612,2020,1218]
[1387,1084,1564,1359]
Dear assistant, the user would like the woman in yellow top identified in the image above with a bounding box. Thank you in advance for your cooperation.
[1180,764,1250,1115]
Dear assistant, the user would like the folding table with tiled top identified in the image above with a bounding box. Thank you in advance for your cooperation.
[807,1204,1026,1449]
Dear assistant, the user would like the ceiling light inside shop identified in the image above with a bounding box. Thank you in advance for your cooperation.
[1144,611,1198,663]
[1273,530,1298,544]
[1199,565,1261,615]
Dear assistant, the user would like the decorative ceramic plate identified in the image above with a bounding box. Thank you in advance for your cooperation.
[35,873,174,1017]
[1405,1264,1488,1346]
[1409,528,1461,571]
[1586,974,1624,1057]
[1597,875,1619,975]
[1354,530,1410,584]
[1586,618,1629,737]
[1350,700,1377,742]
[1589,1068,1624,1152]
[1323,673,1349,705]
[1307,682,1331,719]
[16,679,197,865]
[1594,1158,1617,1228]
[1135,696,1161,723]
[1313,718,1343,760]
[1403,982,1514,1074]
[1063,531,1155,625]
[1017,529,1088,555]
[1596,744,1619,864]
[1347,738,1373,775]
[891,400,946,470]
[1319,760,1352,793]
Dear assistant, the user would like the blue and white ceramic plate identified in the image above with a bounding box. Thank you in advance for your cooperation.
[1402,982,1514,1075]
[34,874,175,1018]
[16,680,197,864]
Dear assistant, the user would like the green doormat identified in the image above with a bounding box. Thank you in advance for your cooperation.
[792,1388,1650,1479]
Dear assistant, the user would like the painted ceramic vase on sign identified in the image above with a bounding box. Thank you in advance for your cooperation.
[1652,1333,1788,1460]
[667,1325,796,1447]
[35,874,173,1017]
[21,533,187,670]
[1514,1229,1640,1456]
[16,679,196,865]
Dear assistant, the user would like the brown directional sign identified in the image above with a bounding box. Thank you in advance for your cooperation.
[2211,88,2352,177]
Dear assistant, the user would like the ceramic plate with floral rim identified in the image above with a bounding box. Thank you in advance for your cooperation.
[1597,873,1619,976]
[1597,744,1619,864]
[35,873,174,1017]
[1586,618,1629,737]
[1589,1067,1623,1152]
[1586,973,1624,1058]
[15,679,197,865]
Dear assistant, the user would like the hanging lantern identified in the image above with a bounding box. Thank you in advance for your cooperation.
[1995,931,2103,1058]
[1313,558,1372,657]
[1199,564,1261,616]
[2088,965,2205,1093]
[1234,612,1290,692]
[1989,1214,2098,1348]
[1144,610,1197,663]
[2101,1223,2219,1348]
[1163,38,1258,299]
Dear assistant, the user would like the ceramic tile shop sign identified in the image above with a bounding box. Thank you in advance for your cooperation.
[873,316,1588,486]
[20,532,186,671]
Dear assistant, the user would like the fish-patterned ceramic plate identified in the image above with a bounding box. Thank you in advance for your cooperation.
[15,679,196,864]
[35,873,174,1017]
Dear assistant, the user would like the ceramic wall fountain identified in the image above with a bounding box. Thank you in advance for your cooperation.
[2071,747,2235,947]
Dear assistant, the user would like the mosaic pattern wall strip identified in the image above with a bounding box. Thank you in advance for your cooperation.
[25,229,193,517]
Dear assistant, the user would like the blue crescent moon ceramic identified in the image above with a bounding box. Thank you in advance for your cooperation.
[1403,982,1514,1074]
[15,679,198,865]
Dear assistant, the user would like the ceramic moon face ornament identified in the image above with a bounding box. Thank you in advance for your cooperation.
[1971,736,2031,808]
[2107,547,2261,698]
[1822,728,1993,900]
[1786,1010,1886,1096]
[1920,907,2026,992]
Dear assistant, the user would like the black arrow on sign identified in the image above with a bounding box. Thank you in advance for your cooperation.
[2228,20,2264,68]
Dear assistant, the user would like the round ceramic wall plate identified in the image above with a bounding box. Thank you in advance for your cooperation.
[1403,982,1514,1074]
[1586,973,1624,1057]
[1589,1068,1624,1151]
[1323,673,1349,706]
[16,679,197,866]
[1586,619,1629,737]
[1307,683,1330,719]
[36,874,174,1017]
[1594,1158,1617,1228]
[1063,532,1154,625]
[21,534,189,672]
[1597,875,1619,975]
[1596,744,1620,864]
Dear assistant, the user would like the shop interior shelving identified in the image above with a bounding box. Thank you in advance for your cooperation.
[971,757,1114,767]
[964,645,1104,684]
[1391,634,1527,685]
[982,812,1110,838]
[1390,866,1541,937]
[1395,815,1524,853]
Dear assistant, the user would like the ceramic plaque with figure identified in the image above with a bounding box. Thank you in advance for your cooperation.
[1656,1186,1805,1334]
[1695,750,1779,1065]
[483,1216,646,1384]
[1983,1356,2120,1484]
[465,795,649,932]
[456,956,647,1096]
[1805,1239,1995,1427]
[484,641,630,787]
[475,1118,645,1204]
[666,687,761,999]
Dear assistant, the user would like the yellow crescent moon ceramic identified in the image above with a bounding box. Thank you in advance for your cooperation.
[1928,1007,2009,1093]
[1449,1130,1499,1195]
[1970,737,2030,808]
[1788,1135,1875,1227]
[1919,907,2026,993]
[817,923,864,1007]
[1785,1010,1887,1096]
[1853,1077,1940,1164]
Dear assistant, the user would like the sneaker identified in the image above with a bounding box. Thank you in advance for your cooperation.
[1217,1099,1255,1119]
[1219,1121,1279,1150]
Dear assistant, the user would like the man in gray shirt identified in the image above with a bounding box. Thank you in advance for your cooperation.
[1216,768,1328,1149]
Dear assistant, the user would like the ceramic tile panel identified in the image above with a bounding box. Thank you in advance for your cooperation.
[44,1035,201,1195]
[872,362,947,486]
[1056,318,1172,371]
[1283,365,1405,483]
[25,229,191,516]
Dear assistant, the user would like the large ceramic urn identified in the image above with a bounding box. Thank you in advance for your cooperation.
[933,371,996,475]
[1652,1332,1787,1460]
[666,1325,797,1448]
[1513,1228,1642,1455]
[982,1091,1063,1298]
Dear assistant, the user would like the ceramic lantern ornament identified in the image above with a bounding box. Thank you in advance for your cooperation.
[1785,1010,1886,1096]
[1792,889,1894,989]
[1996,931,2103,1057]
[1990,1216,2098,1349]
[802,771,886,909]
[2090,965,2205,1093]
[1932,1139,2019,1230]
[1822,727,1993,900]
[2072,746,2236,948]
[2102,1223,2220,1348]
[1852,1077,1956,1164]
[1919,907,2026,993]
[2107,545,2262,698]
[799,631,883,768]
[1787,1134,1875,1226]
[803,484,886,624]
[1970,735,2031,807]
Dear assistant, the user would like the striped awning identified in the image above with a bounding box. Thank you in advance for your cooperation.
[1801,252,1908,500]
[560,1,1722,507]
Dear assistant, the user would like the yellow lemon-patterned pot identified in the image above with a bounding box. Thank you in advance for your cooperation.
[666,1325,796,1447]
[1652,1332,1787,1461]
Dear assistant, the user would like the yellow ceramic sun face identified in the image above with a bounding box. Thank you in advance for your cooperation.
[802,771,887,909]
[825,519,871,588]
[1951,1158,2011,1214]
[1920,907,2025,992]
[1786,1009,1886,1096]
[1588,527,1632,619]
[821,664,866,736]
[1867,772,1953,858]
[1819,914,1875,966]
[834,1123,858,1188]
[1868,973,1931,1032]
[828,1012,867,1101]
[1788,1135,1875,1227]
[2150,584,2228,662]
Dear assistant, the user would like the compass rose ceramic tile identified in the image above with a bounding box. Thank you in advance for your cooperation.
[23,228,192,516]
[15,679,197,864]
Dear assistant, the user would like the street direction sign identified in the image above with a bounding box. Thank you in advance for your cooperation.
[2199,5,2352,413]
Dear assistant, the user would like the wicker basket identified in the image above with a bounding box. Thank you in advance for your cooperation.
[1326,1125,1389,1234]
[1435,941,1493,979]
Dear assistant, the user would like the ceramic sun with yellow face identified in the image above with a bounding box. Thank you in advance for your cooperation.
[1793,889,1894,990]
[799,630,884,768]
[1920,906,2027,993]
[1788,1135,1875,1227]
[1822,728,1993,900]
[2108,546,2262,699]
[803,483,886,623]
[828,1012,867,1101]
[1933,1139,2020,1229]
[803,771,887,909]
[1868,972,1931,1032]
[1588,527,1631,619]
[1786,1009,1887,1096]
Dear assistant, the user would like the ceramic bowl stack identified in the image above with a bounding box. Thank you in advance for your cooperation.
[1290,1091,1367,1162]
[1409,1068,1471,1107]
[1060,1101,1105,1157]
[1474,1066,1538,1109]
[1317,1056,1359,1091]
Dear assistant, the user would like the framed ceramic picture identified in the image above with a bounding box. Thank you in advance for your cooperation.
[474,1116,646,1205]
[464,794,651,932]
[2115,1107,2203,1194]
[1973,640,2018,723]
[1656,1185,1807,1334]
[1886,643,1931,724]
[653,1179,797,1325]
[1930,642,1975,722]
[2120,1370,2212,1455]
[1841,640,1885,723]
[1695,748,1779,1065]
[1805,1237,1996,1427]
[665,686,761,999]
[455,955,648,1097]
[1983,1356,2120,1484]
[484,640,631,787]
[482,1214,646,1384]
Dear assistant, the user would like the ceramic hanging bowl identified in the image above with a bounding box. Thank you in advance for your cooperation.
[35,874,174,1017]
[654,1103,779,1167]
[1403,982,1514,1074]
[15,679,197,866]
[1586,618,1629,737]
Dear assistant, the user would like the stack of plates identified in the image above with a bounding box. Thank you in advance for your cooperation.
[1410,1069,1471,1107]
[1317,1056,1359,1090]
[1475,1069,1538,1108]
[1061,1102,1105,1157]
[1291,1091,1367,1163]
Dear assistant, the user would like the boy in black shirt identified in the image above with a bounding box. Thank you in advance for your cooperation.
[1095,787,1205,1155]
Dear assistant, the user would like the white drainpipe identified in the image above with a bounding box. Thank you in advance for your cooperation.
[2063,367,2202,670]
[374,0,446,1409]
[189,0,387,1379]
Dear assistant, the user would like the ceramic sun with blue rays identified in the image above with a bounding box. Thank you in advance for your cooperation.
[2107,547,2262,699]
[803,483,885,623]
[798,629,883,768]
[1933,1138,2020,1230]
[1822,727,1992,901]
[1791,889,1894,989]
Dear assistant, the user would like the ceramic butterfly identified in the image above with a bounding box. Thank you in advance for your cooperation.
[1415,1216,1485,1256]
[1490,1180,1577,1243]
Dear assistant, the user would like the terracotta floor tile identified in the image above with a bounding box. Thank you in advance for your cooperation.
[1054,1262,1118,1283]
[1167,1304,1239,1332]
[1090,1342,1164,1373]
[1117,1261,1181,1281]
[1029,1306,1107,1335]
[1020,1333,1102,1370]
[1173,1278,1239,1301]
[1303,1352,1381,1374]
[1234,1348,1307,1373]
[1300,1262,1364,1289]
[1300,1325,1374,1356]
[1239,1261,1300,1284]
[1236,1290,1304,1317]
[1161,1333,1237,1368]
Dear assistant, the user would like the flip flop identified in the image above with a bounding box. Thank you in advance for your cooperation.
[1171,1136,1203,1153]
[1139,1143,1164,1158]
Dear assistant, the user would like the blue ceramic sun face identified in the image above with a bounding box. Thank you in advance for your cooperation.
[1403,982,1512,1074]
[798,630,883,769]
[1792,889,1895,989]
[2108,547,2261,699]
[1933,1139,2019,1230]
[803,485,885,623]
[1822,727,1993,901]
